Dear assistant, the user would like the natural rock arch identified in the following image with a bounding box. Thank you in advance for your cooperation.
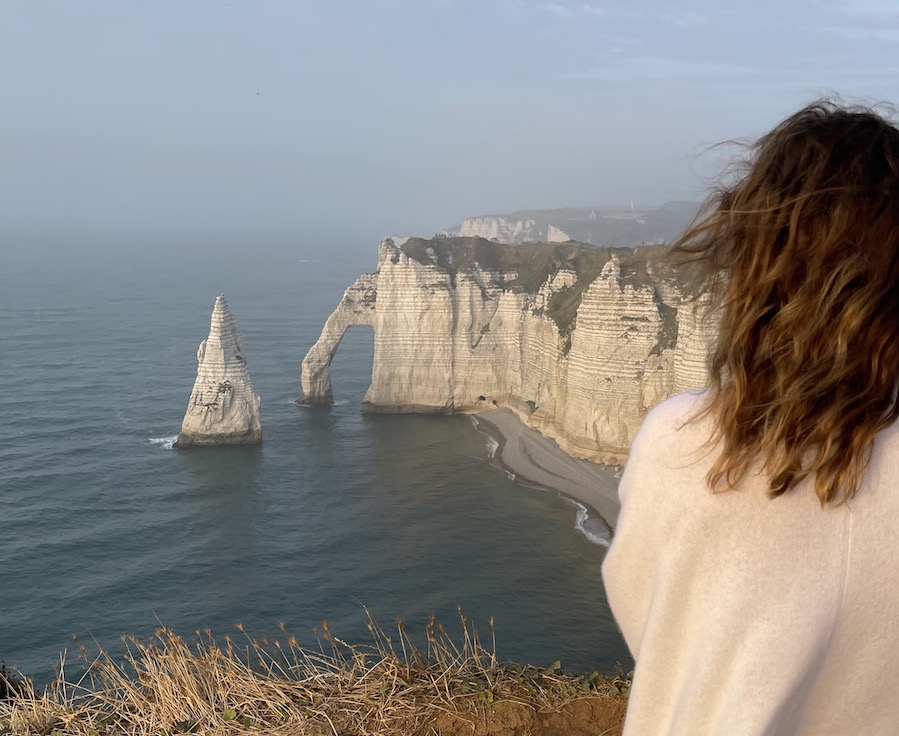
[299,274,377,405]
[299,237,713,463]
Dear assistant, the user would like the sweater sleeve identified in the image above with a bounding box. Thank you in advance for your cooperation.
[600,393,704,659]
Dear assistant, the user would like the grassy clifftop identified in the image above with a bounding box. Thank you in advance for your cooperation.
[398,236,674,342]
[1,614,629,736]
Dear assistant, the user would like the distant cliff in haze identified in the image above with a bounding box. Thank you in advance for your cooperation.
[440,201,698,247]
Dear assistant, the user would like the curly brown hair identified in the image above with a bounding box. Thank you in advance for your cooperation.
[673,100,899,504]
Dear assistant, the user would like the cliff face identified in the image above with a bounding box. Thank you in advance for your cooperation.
[546,224,572,243]
[301,238,712,464]
[177,295,262,447]
[456,216,540,243]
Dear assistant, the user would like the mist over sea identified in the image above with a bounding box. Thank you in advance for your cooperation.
[1,240,630,685]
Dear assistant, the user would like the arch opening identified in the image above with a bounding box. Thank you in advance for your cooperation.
[328,325,375,406]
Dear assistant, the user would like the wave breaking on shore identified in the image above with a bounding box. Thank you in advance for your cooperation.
[470,409,619,546]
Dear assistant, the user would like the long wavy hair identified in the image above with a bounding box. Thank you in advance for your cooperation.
[673,100,899,505]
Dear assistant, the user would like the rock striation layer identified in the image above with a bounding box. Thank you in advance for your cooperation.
[176,295,262,447]
[301,237,714,463]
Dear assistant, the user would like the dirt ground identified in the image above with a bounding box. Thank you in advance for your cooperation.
[420,696,627,736]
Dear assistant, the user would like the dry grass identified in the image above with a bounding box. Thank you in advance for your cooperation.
[0,610,630,736]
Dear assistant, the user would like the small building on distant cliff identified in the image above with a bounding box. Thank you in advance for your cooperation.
[176,294,262,447]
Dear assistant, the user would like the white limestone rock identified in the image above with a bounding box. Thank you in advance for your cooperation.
[176,295,262,447]
[300,238,712,463]
[454,216,539,243]
[299,272,378,405]
[546,225,572,243]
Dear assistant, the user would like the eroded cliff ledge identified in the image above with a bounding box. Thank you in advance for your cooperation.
[300,237,713,464]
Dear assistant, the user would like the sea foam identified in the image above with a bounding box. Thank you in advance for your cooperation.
[485,436,499,459]
[148,436,177,450]
[573,502,612,547]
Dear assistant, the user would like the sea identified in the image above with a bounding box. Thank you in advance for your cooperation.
[1,239,631,687]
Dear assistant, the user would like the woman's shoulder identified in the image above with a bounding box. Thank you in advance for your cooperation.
[633,390,713,452]
[645,389,709,421]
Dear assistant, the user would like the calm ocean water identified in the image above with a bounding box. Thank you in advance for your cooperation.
[1,240,630,686]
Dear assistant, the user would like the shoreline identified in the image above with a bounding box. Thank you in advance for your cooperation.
[470,408,621,545]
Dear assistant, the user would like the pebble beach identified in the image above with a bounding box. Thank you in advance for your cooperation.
[472,408,622,544]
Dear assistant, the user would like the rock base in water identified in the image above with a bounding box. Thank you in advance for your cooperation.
[174,428,263,448]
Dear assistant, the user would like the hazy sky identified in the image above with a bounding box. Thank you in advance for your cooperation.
[3,0,898,246]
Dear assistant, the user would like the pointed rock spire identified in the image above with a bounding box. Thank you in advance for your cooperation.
[175,294,262,447]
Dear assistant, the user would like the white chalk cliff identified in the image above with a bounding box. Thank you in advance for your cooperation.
[176,294,262,447]
[300,238,713,464]
[455,216,540,243]
[546,224,572,243]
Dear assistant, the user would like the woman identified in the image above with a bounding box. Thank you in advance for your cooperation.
[602,101,899,735]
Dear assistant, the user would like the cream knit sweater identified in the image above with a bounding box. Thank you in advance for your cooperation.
[602,391,899,735]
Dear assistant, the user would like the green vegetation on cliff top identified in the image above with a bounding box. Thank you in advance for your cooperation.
[398,236,672,340]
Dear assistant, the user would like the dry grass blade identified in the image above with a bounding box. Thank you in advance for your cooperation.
[0,610,629,736]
